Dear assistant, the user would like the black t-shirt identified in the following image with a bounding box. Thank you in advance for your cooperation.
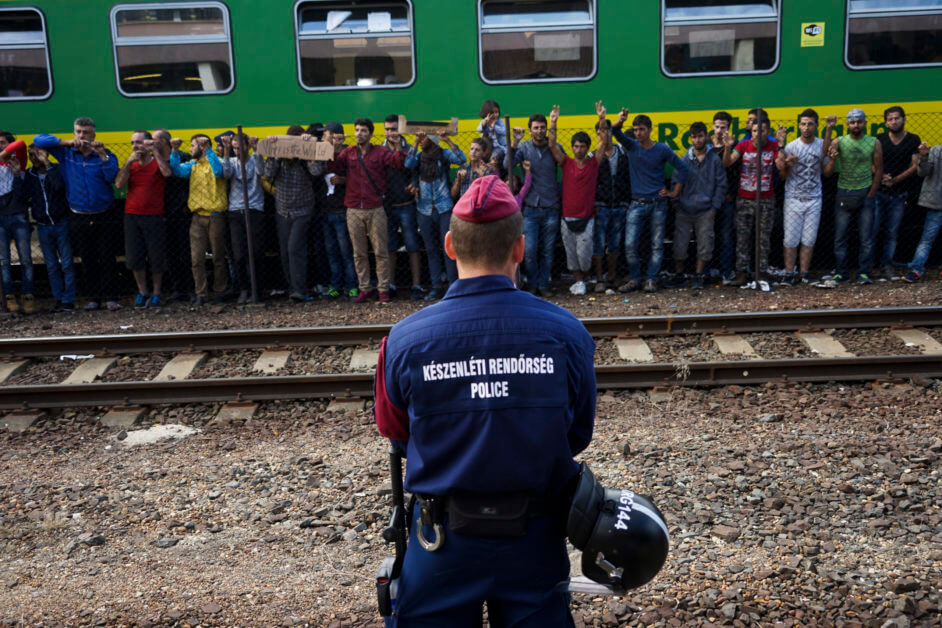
[878,132,921,195]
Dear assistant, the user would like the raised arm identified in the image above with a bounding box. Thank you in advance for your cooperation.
[821,115,837,160]
[114,152,138,189]
[868,139,883,198]
[917,142,932,178]
[205,148,224,178]
[546,105,566,165]
[169,149,194,178]
[722,133,740,168]
[594,101,610,164]
[823,139,839,177]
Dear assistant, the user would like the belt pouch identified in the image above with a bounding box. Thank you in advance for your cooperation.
[447,492,529,537]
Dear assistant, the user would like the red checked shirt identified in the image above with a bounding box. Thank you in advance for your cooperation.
[331,143,407,209]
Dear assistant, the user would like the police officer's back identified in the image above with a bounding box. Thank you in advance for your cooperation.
[375,175,596,626]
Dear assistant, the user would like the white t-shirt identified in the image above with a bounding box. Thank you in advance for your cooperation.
[784,137,827,199]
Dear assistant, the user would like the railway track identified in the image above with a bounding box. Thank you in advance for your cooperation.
[1,306,941,417]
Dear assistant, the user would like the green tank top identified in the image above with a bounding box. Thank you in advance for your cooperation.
[837,135,877,191]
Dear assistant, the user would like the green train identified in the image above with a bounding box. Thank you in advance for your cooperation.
[2,0,942,144]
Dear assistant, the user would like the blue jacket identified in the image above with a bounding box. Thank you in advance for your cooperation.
[32,135,118,214]
[374,274,596,497]
[673,147,726,215]
[23,165,70,225]
[404,145,465,215]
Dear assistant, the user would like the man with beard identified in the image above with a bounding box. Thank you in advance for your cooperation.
[776,110,836,285]
[873,106,921,278]
[822,108,884,286]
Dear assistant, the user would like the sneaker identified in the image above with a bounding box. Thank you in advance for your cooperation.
[150,294,163,308]
[410,285,425,301]
[378,291,391,303]
[388,284,398,298]
[325,287,340,299]
[106,300,122,311]
[61,301,75,312]
[800,272,812,284]
[21,294,35,314]
[289,293,313,303]
[721,270,737,286]
[569,280,586,296]
[536,287,553,298]
[353,289,376,303]
[643,278,658,293]
[832,273,848,283]
[593,281,607,294]
[347,288,359,299]
[663,273,686,289]
[692,274,705,290]
[425,286,442,301]
[618,279,639,293]
[237,290,250,304]
[50,300,64,313]
[194,296,206,307]
[903,270,922,283]
[134,293,149,309]
[857,273,873,285]
[782,272,797,286]
[4,295,18,313]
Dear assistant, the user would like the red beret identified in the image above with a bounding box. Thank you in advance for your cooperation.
[452,175,519,223]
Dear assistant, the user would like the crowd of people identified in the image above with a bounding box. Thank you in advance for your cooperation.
[0,102,939,314]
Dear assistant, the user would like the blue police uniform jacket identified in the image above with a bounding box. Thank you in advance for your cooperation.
[375,274,596,498]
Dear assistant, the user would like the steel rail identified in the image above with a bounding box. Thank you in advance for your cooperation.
[1,306,940,359]
[2,354,939,411]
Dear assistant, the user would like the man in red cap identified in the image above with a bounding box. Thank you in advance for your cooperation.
[374,175,596,624]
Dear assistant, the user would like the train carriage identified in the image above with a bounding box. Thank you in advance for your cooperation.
[1,0,941,143]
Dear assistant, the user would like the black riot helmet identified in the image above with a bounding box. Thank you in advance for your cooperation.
[567,463,670,591]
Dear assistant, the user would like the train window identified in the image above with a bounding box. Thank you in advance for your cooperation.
[295,0,415,91]
[110,2,234,97]
[478,0,597,84]
[661,1,780,77]
[0,8,52,101]
[846,0,942,69]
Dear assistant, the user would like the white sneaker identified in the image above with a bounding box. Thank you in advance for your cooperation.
[569,280,586,295]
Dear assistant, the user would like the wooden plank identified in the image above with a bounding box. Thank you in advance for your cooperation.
[215,402,258,422]
[397,115,459,136]
[0,360,29,383]
[63,357,117,384]
[350,349,379,370]
[891,329,942,354]
[795,331,854,358]
[327,398,365,413]
[713,334,760,359]
[256,135,333,161]
[3,410,44,432]
[153,352,207,381]
[101,405,147,428]
[253,349,291,374]
[614,338,654,363]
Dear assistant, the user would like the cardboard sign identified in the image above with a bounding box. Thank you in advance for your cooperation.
[256,135,333,161]
[397,116,459,137]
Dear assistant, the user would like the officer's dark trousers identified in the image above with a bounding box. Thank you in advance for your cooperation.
[388,509,574,627]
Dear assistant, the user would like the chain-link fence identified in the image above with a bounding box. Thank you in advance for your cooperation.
[3,112,941,309]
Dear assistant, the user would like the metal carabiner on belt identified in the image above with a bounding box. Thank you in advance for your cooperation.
[416,496,445,552]
[417,522,444,552]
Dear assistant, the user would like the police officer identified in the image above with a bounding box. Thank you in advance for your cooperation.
[374,174,596,625]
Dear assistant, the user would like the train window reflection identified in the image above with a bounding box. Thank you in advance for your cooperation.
[846,0,942,69]
[0,8,52,101]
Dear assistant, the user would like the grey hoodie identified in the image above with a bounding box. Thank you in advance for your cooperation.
[917,145,942,211]
[672,146,726,215]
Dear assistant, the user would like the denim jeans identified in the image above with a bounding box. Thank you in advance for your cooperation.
[873,191,906,269]
[910,208,942,274]
[592,205,626,257]
[833,189,875,276]
[522,206,559,290]
[323,212,357,291]
[0,213,34,295]
[624,199,667,281]
[715,198,736,274]
[386,203,421,252]
[37,222,76,303]
[417,209,457,287]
